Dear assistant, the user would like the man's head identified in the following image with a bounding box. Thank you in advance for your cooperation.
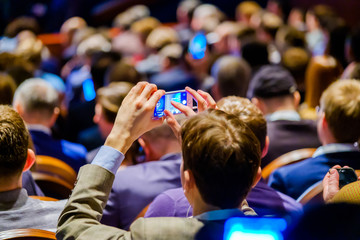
[13,78,59,127]
[211,56,251,101]
[139,122,181,161]
[181,109,261,209]
[318,80,360,144]
[0,105,35,189]
[217,96,267,156]
[249,65,300,115]
[94,82,134,139]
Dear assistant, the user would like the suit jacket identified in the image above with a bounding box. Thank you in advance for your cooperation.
[30,129,87,172]
[101,153,183,230]
[268,151,360,200]
[0,188,65,232]
[22,170,44,196]
[262,119,321,168]
[57,164,254,240]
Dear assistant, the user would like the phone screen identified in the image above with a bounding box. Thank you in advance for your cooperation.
[153,91,188,118]
[188,32,207,60]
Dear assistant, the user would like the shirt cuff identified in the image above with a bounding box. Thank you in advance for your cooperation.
[91,145,125,175]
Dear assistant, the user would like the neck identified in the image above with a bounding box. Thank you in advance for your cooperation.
[0,174,22,192]
[191,191,220,216]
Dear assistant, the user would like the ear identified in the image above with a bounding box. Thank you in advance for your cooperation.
[14,102,23,115]
[183,169,195,193]
[49,107,60,127]
[23,149,36,172]
[261,136,270,158]
[251,97,265,114]
[252,167,262,188]
[293,91,301,109]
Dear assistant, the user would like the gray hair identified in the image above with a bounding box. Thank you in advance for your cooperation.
[13,78,59,118]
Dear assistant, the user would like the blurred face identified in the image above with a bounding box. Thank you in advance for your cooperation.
[93,104,113,139]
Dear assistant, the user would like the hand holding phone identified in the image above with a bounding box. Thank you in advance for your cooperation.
[153,90,193,118]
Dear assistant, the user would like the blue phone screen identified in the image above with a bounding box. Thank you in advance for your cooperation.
[189,33,207,60]
[153,91,188,118]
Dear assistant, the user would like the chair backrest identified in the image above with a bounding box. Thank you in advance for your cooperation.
[0,229,56,240]
[135,203,150,220]
[34,155,77,186]
[29,196,59,201]
[262,148,317,181]
[296,180,324,205]
[31,172,72,199]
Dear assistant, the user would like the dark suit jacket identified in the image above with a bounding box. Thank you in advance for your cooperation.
[22,170,44,196]
[56,164,253,240]
[262,119,321,168]
[268,151,360,200]
[30,130,87,172]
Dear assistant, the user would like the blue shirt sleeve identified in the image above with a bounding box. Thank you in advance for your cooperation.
[91,146,125,175]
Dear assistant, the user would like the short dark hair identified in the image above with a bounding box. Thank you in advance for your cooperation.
[181,109,261,209]
[217,96,267,150]
[0,105,29,179]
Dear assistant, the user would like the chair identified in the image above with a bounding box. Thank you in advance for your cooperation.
[262,148,317,181]
[31,172,73,199]
[296,181,324,205]
[135,203,151,220]
[0,229,56,240]
[29,196,59,201]
[34,155,77,187]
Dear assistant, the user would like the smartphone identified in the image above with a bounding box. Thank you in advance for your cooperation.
[153,90,193,118]
[188,32,207,60]
[336,167,358,188]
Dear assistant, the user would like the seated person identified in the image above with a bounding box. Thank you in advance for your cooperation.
[56,82,261,239]
[269,80,360,200]
[145,96,302,218]
[249,65,321,167]
[13,78,87,172]
[0,105,65,232]
[101,121,183,230]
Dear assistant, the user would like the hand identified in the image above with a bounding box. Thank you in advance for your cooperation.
[105,82,165,153]
[323,165,341,202]
[164,87,217,140]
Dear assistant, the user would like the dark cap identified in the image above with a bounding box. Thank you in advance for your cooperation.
[250,65,297,98]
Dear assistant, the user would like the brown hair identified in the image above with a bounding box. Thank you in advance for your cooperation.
[217,96,266,150]
[97,82,134,123]
[0,73,17,105]
[0,105,29,179]
[107,60,142,85]
[320,80,360,143]
[181,109,261,209]
[305,56,343,108]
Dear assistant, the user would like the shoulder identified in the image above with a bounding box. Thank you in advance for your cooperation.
[130,217,203,239]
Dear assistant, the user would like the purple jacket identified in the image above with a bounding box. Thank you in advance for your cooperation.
[145,179,302,218]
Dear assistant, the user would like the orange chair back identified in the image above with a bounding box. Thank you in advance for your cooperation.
[0,228,56,240]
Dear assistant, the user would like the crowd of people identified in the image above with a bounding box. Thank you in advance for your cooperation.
[1,0,360,239]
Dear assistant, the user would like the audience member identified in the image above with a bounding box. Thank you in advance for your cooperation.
[210,55,251,101]
[249,65,321,167]
[13,79,87,172]
[150,43,198,91]
[145,96,302,219]
[236,1,261,26]
[87,81,134,163]
[269,80,360,199]
[57,82,260,239]
[101,120,183,230]
[0,72,17,105]
[0,105,65,231]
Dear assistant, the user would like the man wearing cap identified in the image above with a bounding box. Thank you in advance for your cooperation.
[248,65,321,168]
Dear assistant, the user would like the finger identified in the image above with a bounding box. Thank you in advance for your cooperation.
[332,165,342,169]
[164,110,181,140]
[197,90,217,109]
[130,81,148,96]
[171,101,196,117]
[147,90,165,109]
[140,83,157,100]
[185,87,208,112]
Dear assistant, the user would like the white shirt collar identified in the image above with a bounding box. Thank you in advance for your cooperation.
[26,124,51,135]
[266,110,301,122]
[312,143,359,158]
